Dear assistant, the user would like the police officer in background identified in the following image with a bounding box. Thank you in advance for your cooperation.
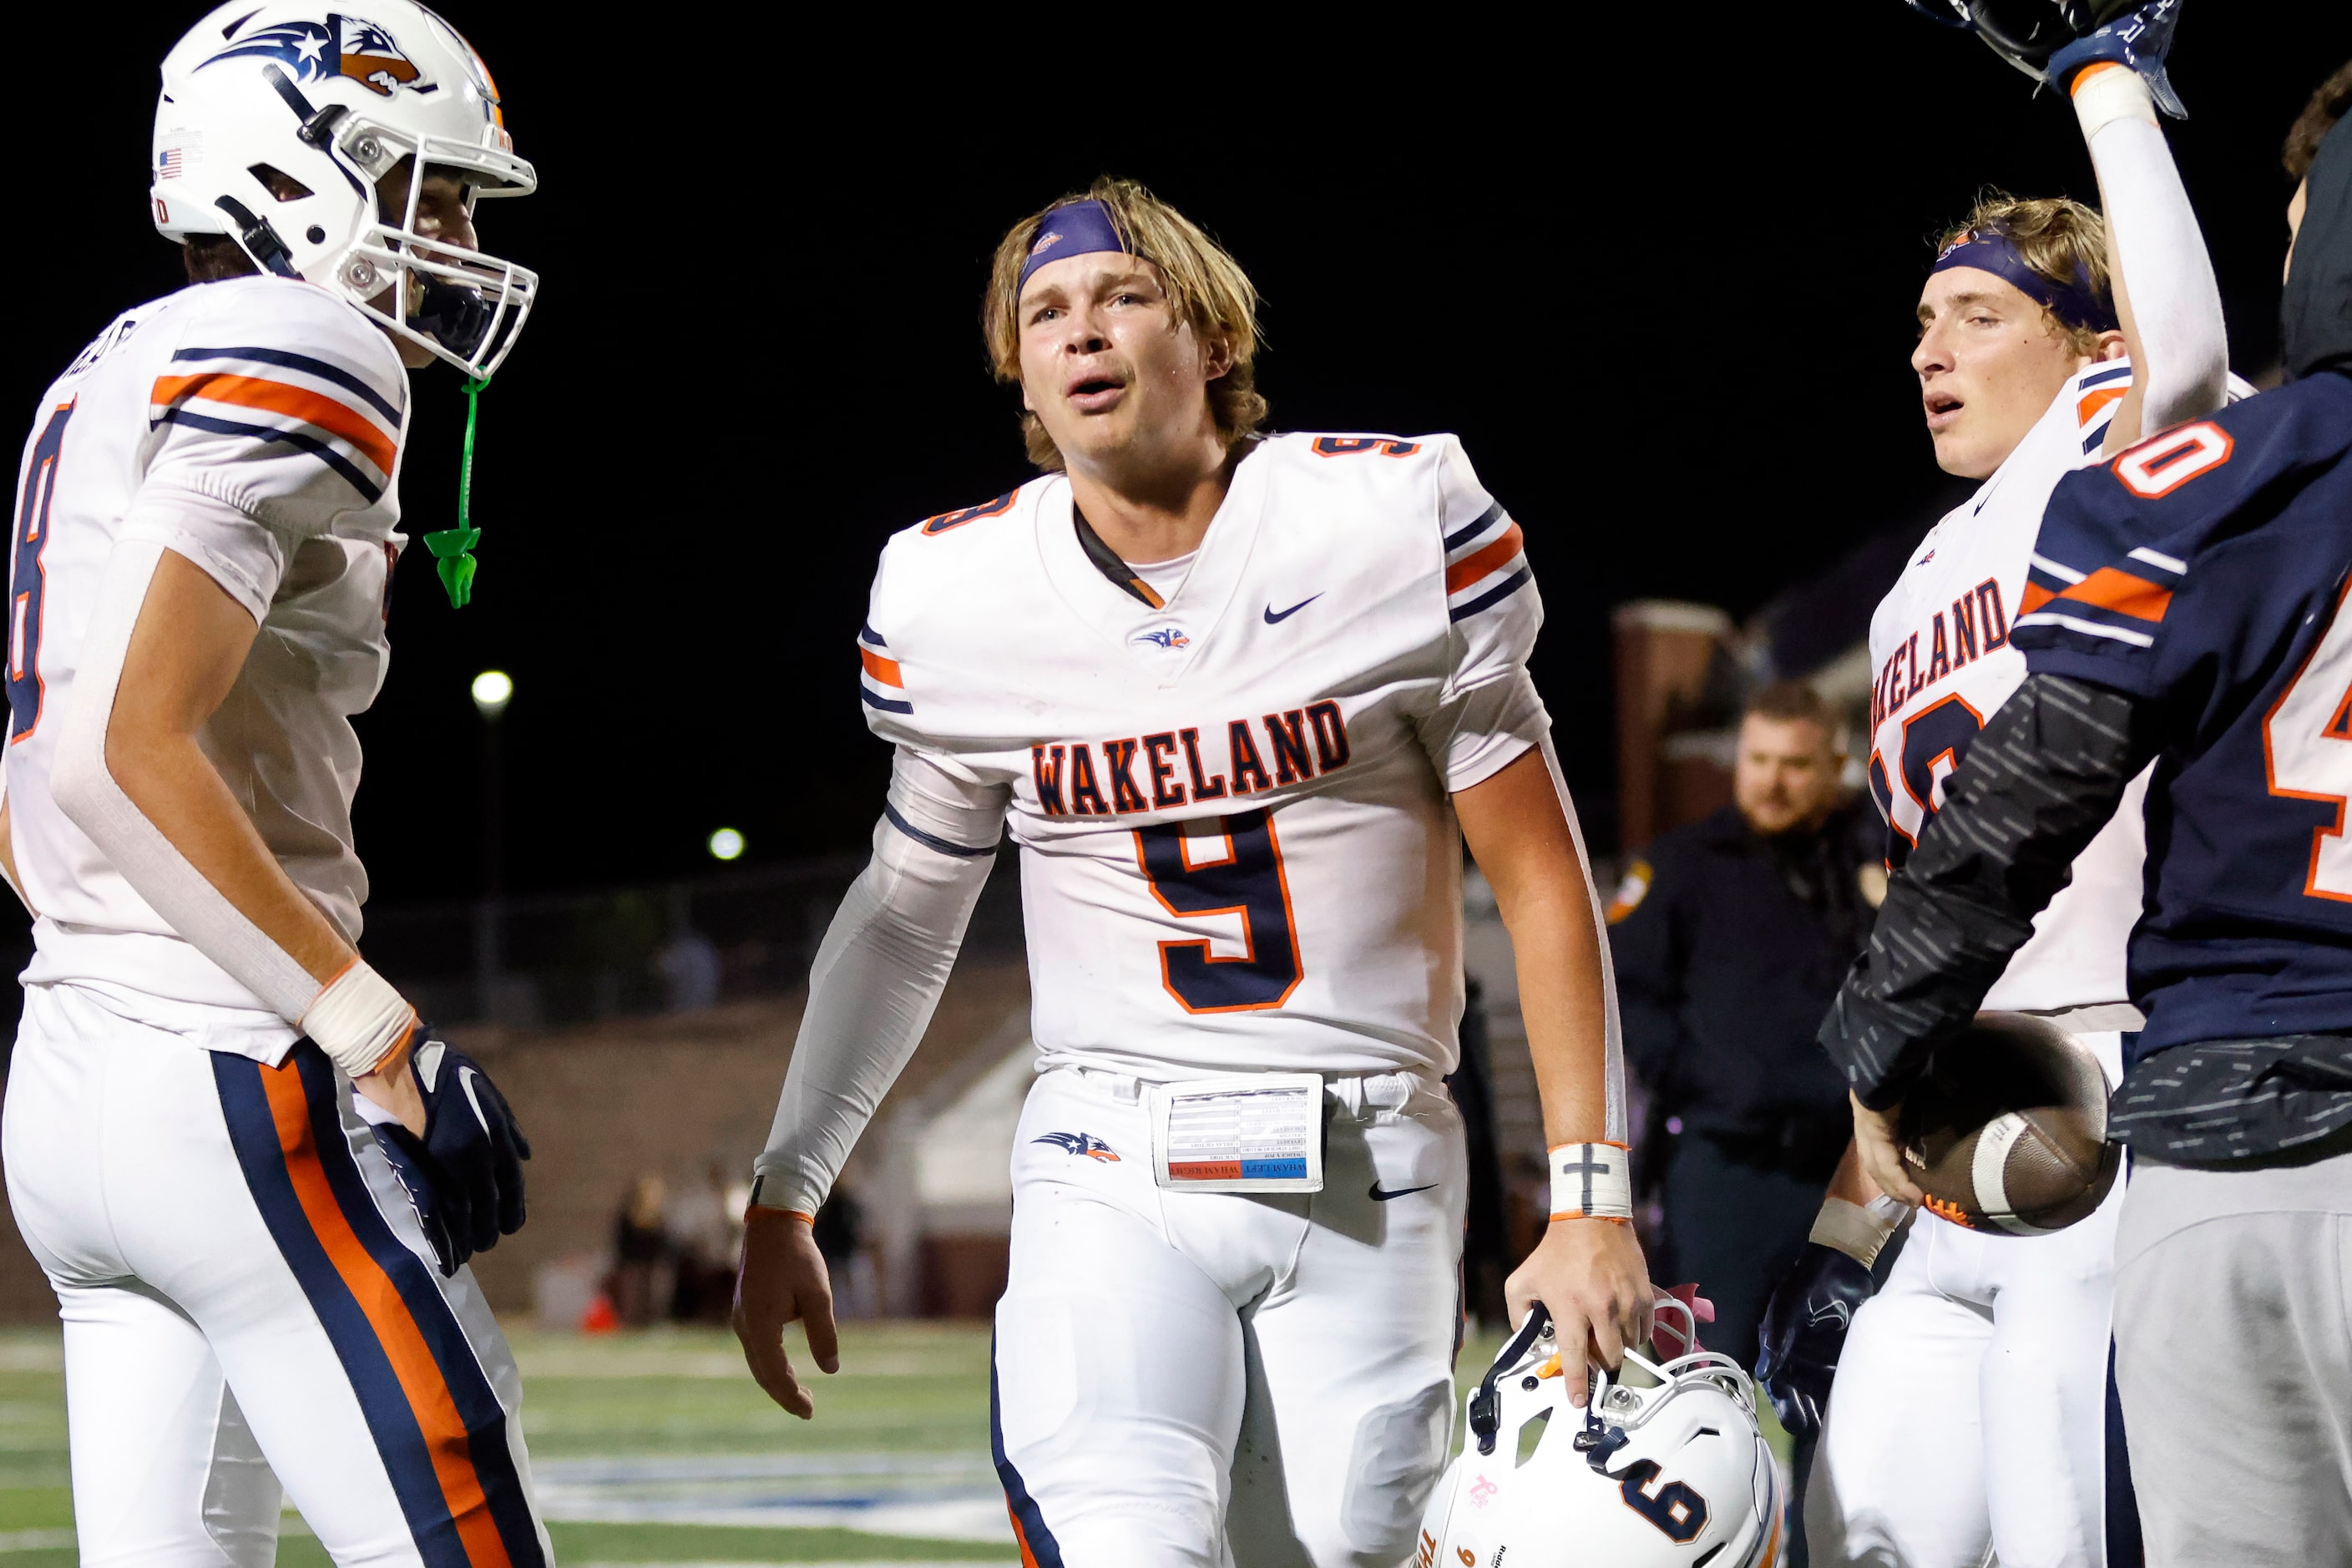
[1608,681,1880,1367]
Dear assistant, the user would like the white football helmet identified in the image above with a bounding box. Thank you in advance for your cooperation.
[1417,1299,1786,1568]
[152,3,538,377]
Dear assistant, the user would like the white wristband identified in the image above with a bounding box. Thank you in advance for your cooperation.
[1549,1142,1633,1222]
[300,959,416,1079]
[2072,61,2157,140]
[1809,1195,1908,1268]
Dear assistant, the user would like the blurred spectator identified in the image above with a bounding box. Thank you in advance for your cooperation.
[1607,681,1879,1367]
[657,925,723,1013]
[816,1181,882,1321]
[609,1172,671,1328]
[665,1162,738,1324]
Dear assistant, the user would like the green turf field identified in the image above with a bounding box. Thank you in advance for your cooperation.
[0,1323,1565,1564]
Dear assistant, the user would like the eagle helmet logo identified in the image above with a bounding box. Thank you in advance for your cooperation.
[200,14,431,99]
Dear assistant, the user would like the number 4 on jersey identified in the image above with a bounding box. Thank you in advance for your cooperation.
[2265,577,2352,901]
[8,403,70,745]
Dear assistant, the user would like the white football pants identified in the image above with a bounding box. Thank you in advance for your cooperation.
[1805,1029,2127,1568]
[1,980,549,1568]
[990,1065,1465,1568]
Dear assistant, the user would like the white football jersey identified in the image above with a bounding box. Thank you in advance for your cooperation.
[4,276,407,1014]
[1867,362,2145,1011]
[862,432,1560,1082]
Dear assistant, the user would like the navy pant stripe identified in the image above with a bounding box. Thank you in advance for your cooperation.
[989,1336,1066,1566]
[2106,1337,2145,1568]
[279,1050,542,1567]
[213,1049,542,1568]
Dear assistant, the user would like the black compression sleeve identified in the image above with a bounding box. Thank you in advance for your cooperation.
[1820,674,2162,1108]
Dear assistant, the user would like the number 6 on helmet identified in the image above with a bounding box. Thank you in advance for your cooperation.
[1416,1298,1785,1567]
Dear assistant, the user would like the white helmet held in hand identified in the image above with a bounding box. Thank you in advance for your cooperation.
[1417,1298,1785,1568]
[153,3,538,377]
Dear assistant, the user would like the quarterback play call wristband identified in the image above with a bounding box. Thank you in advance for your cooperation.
[1150,1074,1326,1194]
[1549,1141,1633,1223]
[301,958,417,1078]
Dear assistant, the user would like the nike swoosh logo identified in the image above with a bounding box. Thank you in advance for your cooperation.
[1263,594,1322,625]
[1368,1182,1438,1202]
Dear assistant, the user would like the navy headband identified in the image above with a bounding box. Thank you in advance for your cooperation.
[1932,228,2119,335]
[1017,200,1132,294]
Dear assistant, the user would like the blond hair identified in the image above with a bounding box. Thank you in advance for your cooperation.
[1937,191,2115,356]
[984,177,1267,472]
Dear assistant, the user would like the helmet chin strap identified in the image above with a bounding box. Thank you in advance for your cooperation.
[423,376,488,608]
[245,54,490,610]
[210,195,300,280]
[1469,1303,1555,1455]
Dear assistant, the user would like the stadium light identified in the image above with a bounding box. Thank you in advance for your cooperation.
[708,827,746,862]
[470,670,513,719]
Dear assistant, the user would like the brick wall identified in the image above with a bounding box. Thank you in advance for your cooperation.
[0,959,1031,1323]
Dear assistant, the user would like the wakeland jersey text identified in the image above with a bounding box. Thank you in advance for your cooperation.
[1867,362,2148,1013]
[4,276,408,1015]
[854,432,1569,1081]
[1030,703,1352,816]
[1869,576,2011,735]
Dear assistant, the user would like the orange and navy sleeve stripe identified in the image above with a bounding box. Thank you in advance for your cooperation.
[858,622,912,715]
[2016,544,2183,650]
[2073,362,2132,454]
[1443,500,1531,623]
[213,1047,543,1568]
[151,344,404,504]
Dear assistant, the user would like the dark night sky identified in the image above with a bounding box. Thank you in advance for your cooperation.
[9,6,2352,906]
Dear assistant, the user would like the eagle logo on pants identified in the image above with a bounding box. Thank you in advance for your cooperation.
[1033,1131,1120,1161]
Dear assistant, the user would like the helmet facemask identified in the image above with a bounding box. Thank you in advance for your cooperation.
[331,121,536,379]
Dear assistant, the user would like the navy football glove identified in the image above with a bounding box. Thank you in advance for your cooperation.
[371,1120,459,1275]
[1754,1242,1877,1439]
[2047,0,2188,117]
[373,1029,530,1275]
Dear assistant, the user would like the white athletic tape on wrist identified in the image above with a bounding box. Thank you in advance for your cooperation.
[1549,1141,1632,1222]
[2072,60,2157,139]
[1809,1196,1904,1268]
[746,1173,816,1222]
[301,959,416,1079]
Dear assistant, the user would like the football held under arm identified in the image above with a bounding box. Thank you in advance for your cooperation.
[1819,673,2162,1109]
[751,748,1008,1216]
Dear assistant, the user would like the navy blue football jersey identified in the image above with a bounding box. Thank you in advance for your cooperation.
[2015,370,2352,1058]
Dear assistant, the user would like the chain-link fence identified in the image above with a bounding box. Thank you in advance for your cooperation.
[360,853,1025,1030]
